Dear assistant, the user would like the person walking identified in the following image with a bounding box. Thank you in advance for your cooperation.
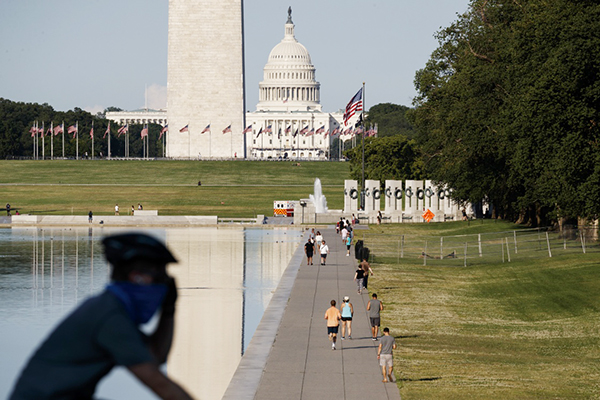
[340,296,353,340]
[315,231,323,247]
[131,205,135,216]
[88,211,93,224]
[354,264,365,294]
[341,225,348,244]
[304,238,315,266]
[367,293,383,340]
[324,299,341,350]
[319,240,329,266]
[345,234,352,256]
[377,210,382,225]
[9,233,194,400]
[6,203,11,216]
[361,258,373,289]
[378,327,397,383]
[309,228,316,241]
[114,204,119,216]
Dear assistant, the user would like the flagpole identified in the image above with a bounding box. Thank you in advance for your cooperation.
[42,121,45,160]
[76,121,79,160]
[62,121,65,159]
[92,120,95,160]
[33,121,36,160]
[108,122,111,160]
[361,82,366,210]
[50,122,54,160]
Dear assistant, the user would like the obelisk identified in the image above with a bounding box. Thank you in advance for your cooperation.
[167,0,246,159]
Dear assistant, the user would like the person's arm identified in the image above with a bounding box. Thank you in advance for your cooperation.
[367,301,371,311]
[392,341,397,350]
[380,301,384,311]
[350,303,354,315]
[354,272,358,281]
[324,311,328,320]
[377,343,382,359]
[129,363,193,400]
[148,278,177,363]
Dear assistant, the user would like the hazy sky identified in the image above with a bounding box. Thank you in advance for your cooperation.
[0,0,470,114]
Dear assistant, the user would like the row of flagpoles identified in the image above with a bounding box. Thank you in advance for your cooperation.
[28,120,167,160]
[26,85,371,160]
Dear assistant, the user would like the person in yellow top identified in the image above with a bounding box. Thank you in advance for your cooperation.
[324,300,342,350]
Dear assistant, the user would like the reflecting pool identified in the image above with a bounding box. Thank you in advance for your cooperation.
[0,226,302,399]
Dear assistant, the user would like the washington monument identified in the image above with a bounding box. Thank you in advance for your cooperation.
[167,0,246,159]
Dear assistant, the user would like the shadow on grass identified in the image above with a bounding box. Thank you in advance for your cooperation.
[400,377,442,382]
[395,335,419,339]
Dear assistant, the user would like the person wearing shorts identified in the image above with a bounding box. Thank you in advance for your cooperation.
[340,296,353,340]
[304,238,315,265]
[324,300,341,350]
[320,240,329,266]
[345,235,352,256]
[367,293,383,340]
[378,327,397,383]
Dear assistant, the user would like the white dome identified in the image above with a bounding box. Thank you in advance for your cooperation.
[268,38,312,65]
[257,11,321,112]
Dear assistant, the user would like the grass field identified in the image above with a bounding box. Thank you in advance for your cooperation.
[356,222,600,399]
[0,160,350,217]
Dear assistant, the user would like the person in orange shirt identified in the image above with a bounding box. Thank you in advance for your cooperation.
[324,300,342,350]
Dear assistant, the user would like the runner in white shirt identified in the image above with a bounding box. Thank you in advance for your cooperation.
[320,240,330,266]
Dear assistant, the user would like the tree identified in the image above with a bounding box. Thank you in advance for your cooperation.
[409,0,600,224]
[364,103,416,139]
[343,135,422,185]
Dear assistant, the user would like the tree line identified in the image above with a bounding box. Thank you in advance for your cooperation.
[0,99,165,159]
[344,0,600,226]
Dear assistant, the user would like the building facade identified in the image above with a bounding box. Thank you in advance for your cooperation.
[106,7,350,160]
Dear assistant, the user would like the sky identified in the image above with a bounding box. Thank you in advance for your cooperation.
[0,0,470,115]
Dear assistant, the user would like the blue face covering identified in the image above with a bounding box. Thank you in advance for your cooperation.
[107,282,168,325]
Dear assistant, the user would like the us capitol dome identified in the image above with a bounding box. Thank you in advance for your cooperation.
[248,7,344,160]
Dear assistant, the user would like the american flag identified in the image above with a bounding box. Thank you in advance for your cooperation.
[54,123,63,136]
[324,130,330,138]
[103,122,110,139]
[29,126,36,137]
[243,124,253,134]
[264,125,272,133]
[180,124,189,133]
[256,127,263,137]
[285,125,291,134]
[306,128,315,137]
[293,128,298,137]
[201,124,210,134]
[222,125,232,134]
[332,127,340,136]
[141,125,148,138]
[68,124,78,138]
[46,127,52,136]
[118,124,128,136]
[300,125,309,135]
[343,87,363,126]
[315,126,325,134]
[159,124,168,140]
[90,127,94,139]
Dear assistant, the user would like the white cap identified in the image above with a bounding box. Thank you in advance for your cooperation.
[343,296,349,301]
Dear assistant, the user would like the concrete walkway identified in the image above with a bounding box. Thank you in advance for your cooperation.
[224,227,402,400]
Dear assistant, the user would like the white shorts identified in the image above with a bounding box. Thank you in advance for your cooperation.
[379,354,393,367]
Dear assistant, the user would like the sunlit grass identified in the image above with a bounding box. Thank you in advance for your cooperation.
[356,223,600,399]
[0,160,350,217]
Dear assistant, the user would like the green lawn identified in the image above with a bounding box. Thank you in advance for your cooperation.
[356,222,600,399]
[0,160,350,217]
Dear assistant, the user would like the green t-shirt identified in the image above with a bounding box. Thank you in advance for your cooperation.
[10,291,155,399]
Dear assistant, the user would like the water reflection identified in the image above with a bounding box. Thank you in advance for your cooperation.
[0,226,302,400]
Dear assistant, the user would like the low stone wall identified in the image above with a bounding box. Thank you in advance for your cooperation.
[6,215,219,227]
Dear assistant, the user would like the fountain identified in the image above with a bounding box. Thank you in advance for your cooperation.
[309,178,328,213]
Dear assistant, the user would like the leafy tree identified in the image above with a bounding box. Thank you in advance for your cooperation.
[409,0,600,224]
[343,135,422,185]
[364,103,416,139]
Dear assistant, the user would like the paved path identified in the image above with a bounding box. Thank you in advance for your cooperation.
[224,227,401,400]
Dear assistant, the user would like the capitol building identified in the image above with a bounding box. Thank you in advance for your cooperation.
[107,9,347,160]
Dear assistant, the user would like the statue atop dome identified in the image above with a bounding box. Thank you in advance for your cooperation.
[287,6,293,24]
